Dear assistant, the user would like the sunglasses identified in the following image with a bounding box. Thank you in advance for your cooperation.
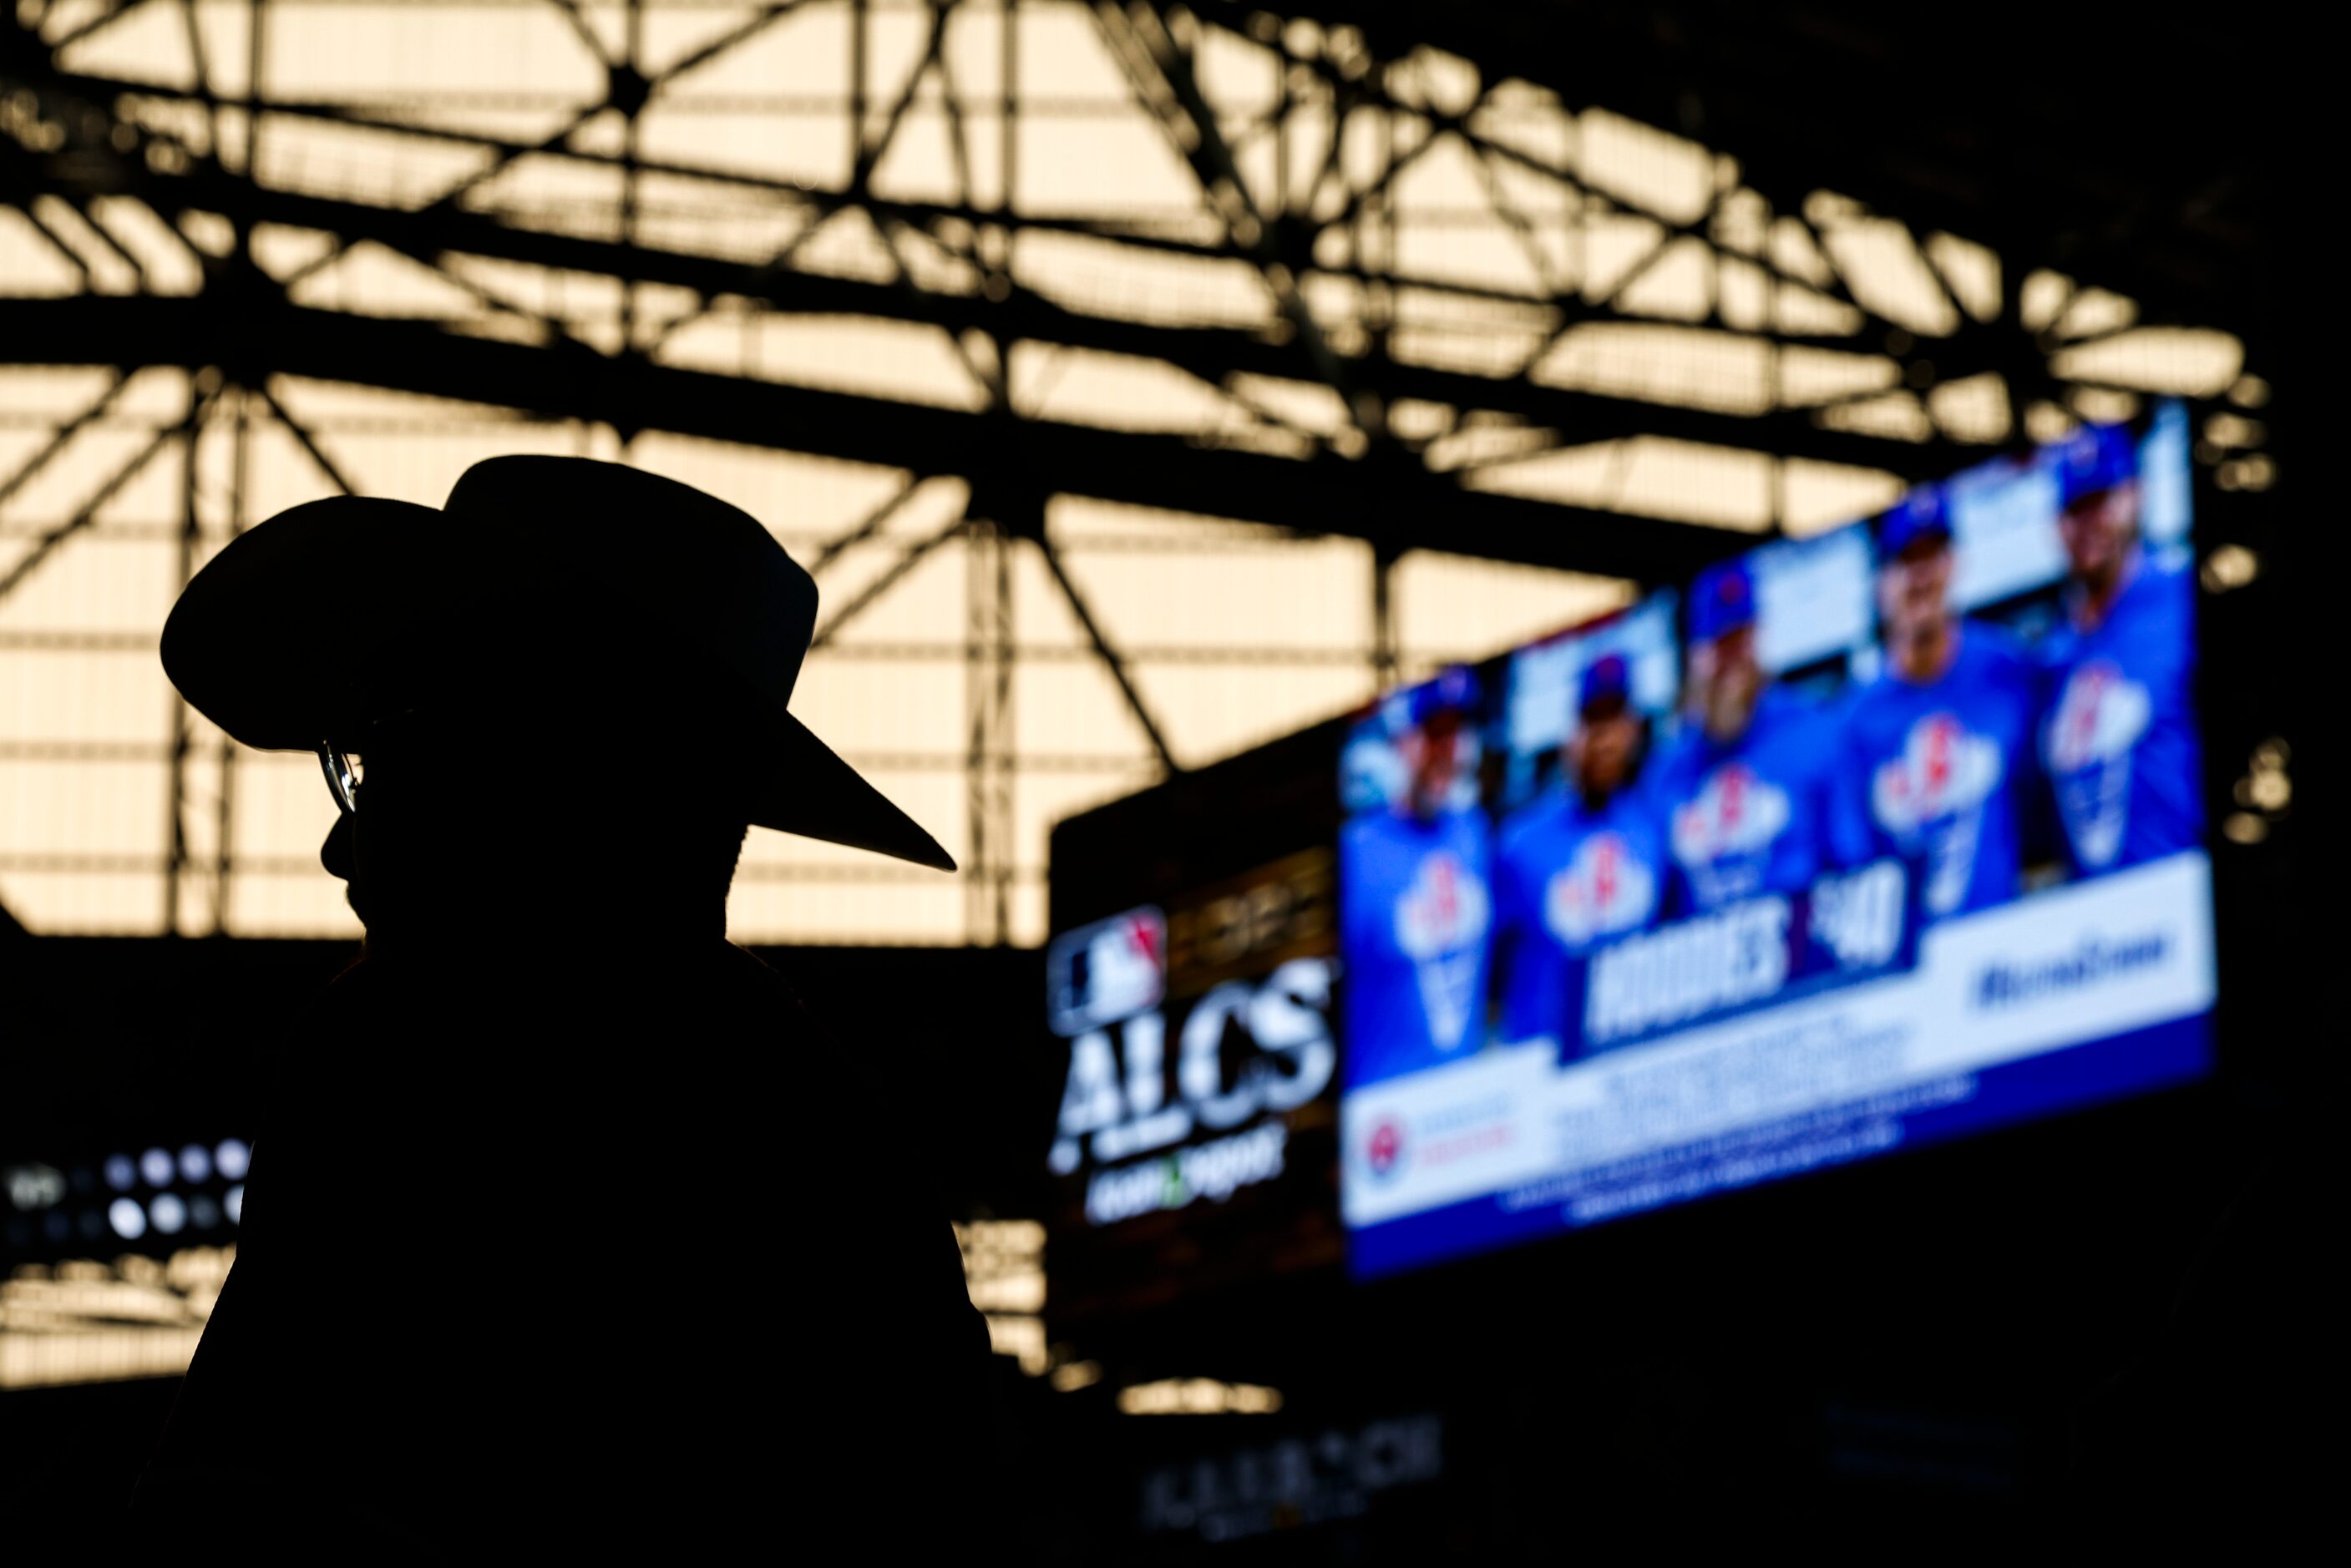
[313,708,419,818]
[317,740,361,817]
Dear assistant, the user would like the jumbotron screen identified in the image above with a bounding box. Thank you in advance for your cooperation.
[1340,403,2214,1277]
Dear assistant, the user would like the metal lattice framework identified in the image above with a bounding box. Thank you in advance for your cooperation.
[0,0,2269,944]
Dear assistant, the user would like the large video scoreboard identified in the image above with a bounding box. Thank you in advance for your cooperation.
[1041,402,2217,1306]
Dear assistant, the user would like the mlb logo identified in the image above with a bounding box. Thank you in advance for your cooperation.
[1046,906,1167,1037]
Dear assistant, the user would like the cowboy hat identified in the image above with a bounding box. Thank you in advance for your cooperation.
[160,455,954,872]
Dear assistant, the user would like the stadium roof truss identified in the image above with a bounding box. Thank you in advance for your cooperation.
[0,0,2270,944]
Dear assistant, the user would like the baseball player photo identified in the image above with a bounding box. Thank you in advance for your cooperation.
[1489,652,1666,1051]
[2037,423,2204,878]
[1651,559,1839,915]
[1340,667,1495,1086]
[1829,488,2039,922]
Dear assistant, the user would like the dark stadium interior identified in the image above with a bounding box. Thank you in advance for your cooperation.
[2,1,2313,1555]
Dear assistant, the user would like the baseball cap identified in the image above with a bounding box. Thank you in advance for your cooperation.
[1578,652,1631,715]
[1387,664,1481,733]
[1689,561,1757,644]
[1877,487,1952,559]
[2055,423,2137,508]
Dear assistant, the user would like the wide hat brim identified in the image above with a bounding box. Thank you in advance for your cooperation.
[161,472,954,873]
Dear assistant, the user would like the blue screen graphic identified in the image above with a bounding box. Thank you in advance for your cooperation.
[1339,404,2214,1278]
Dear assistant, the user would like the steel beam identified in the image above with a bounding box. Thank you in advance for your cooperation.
[18,149,1942,478]
[0,296,1758,582]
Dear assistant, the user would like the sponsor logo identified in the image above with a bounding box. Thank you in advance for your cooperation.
[1976,932,2170,1008]
[1083,1123,1290,1226]
[1394,851,1490,1052]
[1543,832,1659,948]
[1365,1119,1406,1182]
[1139,1413,1444,1540]
[2044,660,2151,869]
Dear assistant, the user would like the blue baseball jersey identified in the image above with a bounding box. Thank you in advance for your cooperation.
[1491,787,1666,1049]
[2038,559,2202,875]
[1651,688,1837,914]
[1829,625,2038,922]
[1340,807,1494,1088]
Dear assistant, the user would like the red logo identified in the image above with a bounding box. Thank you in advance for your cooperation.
[1366,1120,1406,1181]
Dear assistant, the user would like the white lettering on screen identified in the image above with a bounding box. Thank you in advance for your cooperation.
[1051,958,1339,1216]
[1587,900,1791,1044]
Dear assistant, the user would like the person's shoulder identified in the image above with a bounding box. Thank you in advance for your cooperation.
[1966,617,2032,662]
[1774,680,1836,716]
[2035,612,2082,668]
[1442,803,1493,852]
[1342,808,1399,855]
[2128,553,2197,624]
[1960,620,2037,686]
[1753,685,1832,740]
[1834,663,1898,724]
[1644,720,1700,781]
[1499,791,1564,848]
[1604,787,1667,843]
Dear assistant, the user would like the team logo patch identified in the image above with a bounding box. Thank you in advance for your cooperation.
[1872,713,2004,915]
[1671,762,1791,905]
[1871,714,2002,834]
[1543,832,1658,948]
[1394,850,1490,1051]
[2044,660,2151,869]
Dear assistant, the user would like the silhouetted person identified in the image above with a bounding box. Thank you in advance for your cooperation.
[139,458,993,1555]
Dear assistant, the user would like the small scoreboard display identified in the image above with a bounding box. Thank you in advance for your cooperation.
[1041,724,1347,1330]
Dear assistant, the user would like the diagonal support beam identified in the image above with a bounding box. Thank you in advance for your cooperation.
[38,0,148,53]
[808,473,933,575]
[1092,3,1362,427]
[0,402,196,604]
[251,378,353,494]
[548,0,614,68]
[810,512,971,649]
[643,1,806,89]
[0,372,131,512]
[1029,526,1181,774]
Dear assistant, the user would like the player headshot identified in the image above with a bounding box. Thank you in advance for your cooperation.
[1491,651,1664,1050]
[1339,667,1495,1085]
[1653,560,1835,913]
[2039,422,2202,874]
[1829,488,2037,921]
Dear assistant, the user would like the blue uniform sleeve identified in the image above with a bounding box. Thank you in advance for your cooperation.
[1487,816,1529,1025]
[1799,701,1841,888]
[2018,635,2069,873]
[1339,816,1386,955]
[1822,687,1877,871]
[1640,740,1679,920]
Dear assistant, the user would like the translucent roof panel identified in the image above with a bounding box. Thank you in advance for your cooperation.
[0,1,2259,944]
